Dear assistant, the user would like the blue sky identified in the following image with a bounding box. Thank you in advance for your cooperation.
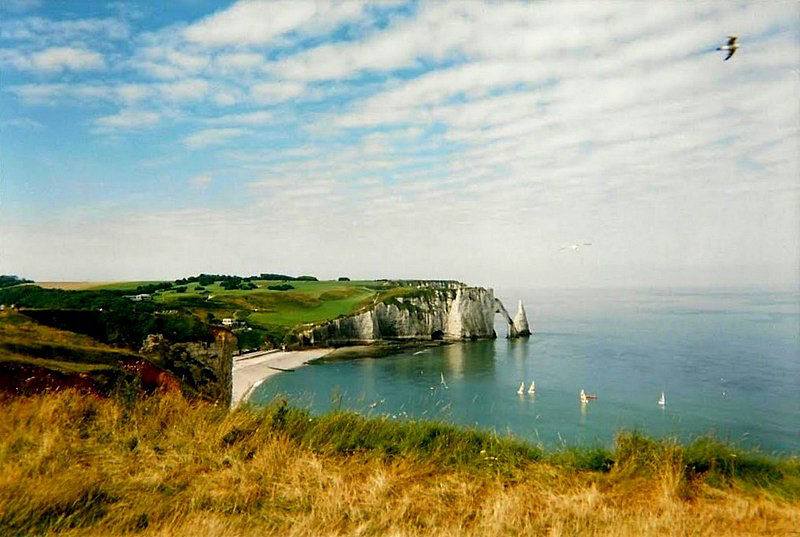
[1,0,798,288]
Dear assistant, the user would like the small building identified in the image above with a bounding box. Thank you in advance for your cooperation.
[126,294,152,302]
[222,318,235,327]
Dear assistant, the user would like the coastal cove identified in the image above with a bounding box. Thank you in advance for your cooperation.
[250,287,800,453]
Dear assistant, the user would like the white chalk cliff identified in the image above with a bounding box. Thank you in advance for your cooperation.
[296,285,525,346]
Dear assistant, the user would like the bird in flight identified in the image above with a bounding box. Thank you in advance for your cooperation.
[560,243,592,252]
[717,35,738,61]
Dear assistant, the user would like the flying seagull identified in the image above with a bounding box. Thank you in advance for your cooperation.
[717,35,738,61]
[560,243,592,252]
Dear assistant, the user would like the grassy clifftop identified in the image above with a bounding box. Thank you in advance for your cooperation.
[0,390,798,536]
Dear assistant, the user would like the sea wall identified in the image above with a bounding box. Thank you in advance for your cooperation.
[296,286,512,346]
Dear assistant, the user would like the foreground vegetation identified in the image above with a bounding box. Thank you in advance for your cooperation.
[1,391,798,536]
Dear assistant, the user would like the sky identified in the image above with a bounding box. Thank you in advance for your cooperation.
[1,0,798,289]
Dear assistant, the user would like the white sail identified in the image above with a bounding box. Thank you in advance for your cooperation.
[528,380,536,394]
[658,392,666,406]
[517,382,525,395]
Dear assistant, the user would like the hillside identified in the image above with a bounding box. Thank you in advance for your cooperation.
[0,276,459,401]
[0,310,167,396]
[5,277,454,351]
[0,390,797,536]
[0,306,232,403]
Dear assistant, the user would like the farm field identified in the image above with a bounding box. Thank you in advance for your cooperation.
[34,281,118,290]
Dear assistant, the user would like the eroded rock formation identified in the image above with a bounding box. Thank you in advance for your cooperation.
[140,326,235,406]
[494,298,519,338]
[513,300,531,337]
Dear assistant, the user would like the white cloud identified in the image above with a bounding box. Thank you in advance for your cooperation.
[8,82,65,103]
[115,83,152,103]
[205,110,272,125]
[94,109,160,130]
[184,127,247,148]
[28,46,106,72]
[0,16,129,42]
[183,0,365,46]
[249,81,305,103]
[212,90,242,106]
[1,116,44,130]
[158,78,209,101]
[215,52,264,70]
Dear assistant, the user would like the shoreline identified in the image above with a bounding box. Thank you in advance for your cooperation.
[230,341,447,407]
[231,348,333,406]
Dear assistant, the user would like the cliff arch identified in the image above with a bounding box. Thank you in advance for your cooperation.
[494,299,519,339]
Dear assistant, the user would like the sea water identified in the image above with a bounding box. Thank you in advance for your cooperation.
[250,287,800,453]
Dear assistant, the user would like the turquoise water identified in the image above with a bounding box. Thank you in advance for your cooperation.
[251,288,800,453]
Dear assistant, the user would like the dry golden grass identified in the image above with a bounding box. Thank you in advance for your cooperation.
[0,391,797,536]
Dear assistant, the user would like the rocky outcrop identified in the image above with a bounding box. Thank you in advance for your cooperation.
[296,286,525,346]
[513,300,531,337]
[140,326,235,406]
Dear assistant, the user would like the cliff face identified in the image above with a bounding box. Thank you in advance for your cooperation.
[297,286,508,346]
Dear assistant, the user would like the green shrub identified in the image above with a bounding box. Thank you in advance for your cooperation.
[267,284,294,291]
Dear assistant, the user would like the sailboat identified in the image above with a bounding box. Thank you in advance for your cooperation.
[658,392,666,406]
[580,389,597,403]
[528,380,536,394]
[517,382,525,395]
[440,372,448,389]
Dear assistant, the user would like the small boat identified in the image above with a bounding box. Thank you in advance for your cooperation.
[440,372,448,389]
[517,382,525,395]
[528,380,536,394]
[579,389,597,403]
[658,392,666,406]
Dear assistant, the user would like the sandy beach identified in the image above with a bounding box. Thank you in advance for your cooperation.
[231,348,332,406]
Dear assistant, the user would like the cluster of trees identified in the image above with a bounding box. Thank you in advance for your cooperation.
[259,273,318,281]
[267,284,294,291]
[172,273,319,289]
[174,274,233,287]
[220,279,257,291]
[133,282,174,294]
[0,275,32,289]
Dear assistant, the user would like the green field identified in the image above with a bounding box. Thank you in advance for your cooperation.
[152,280,388,337]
